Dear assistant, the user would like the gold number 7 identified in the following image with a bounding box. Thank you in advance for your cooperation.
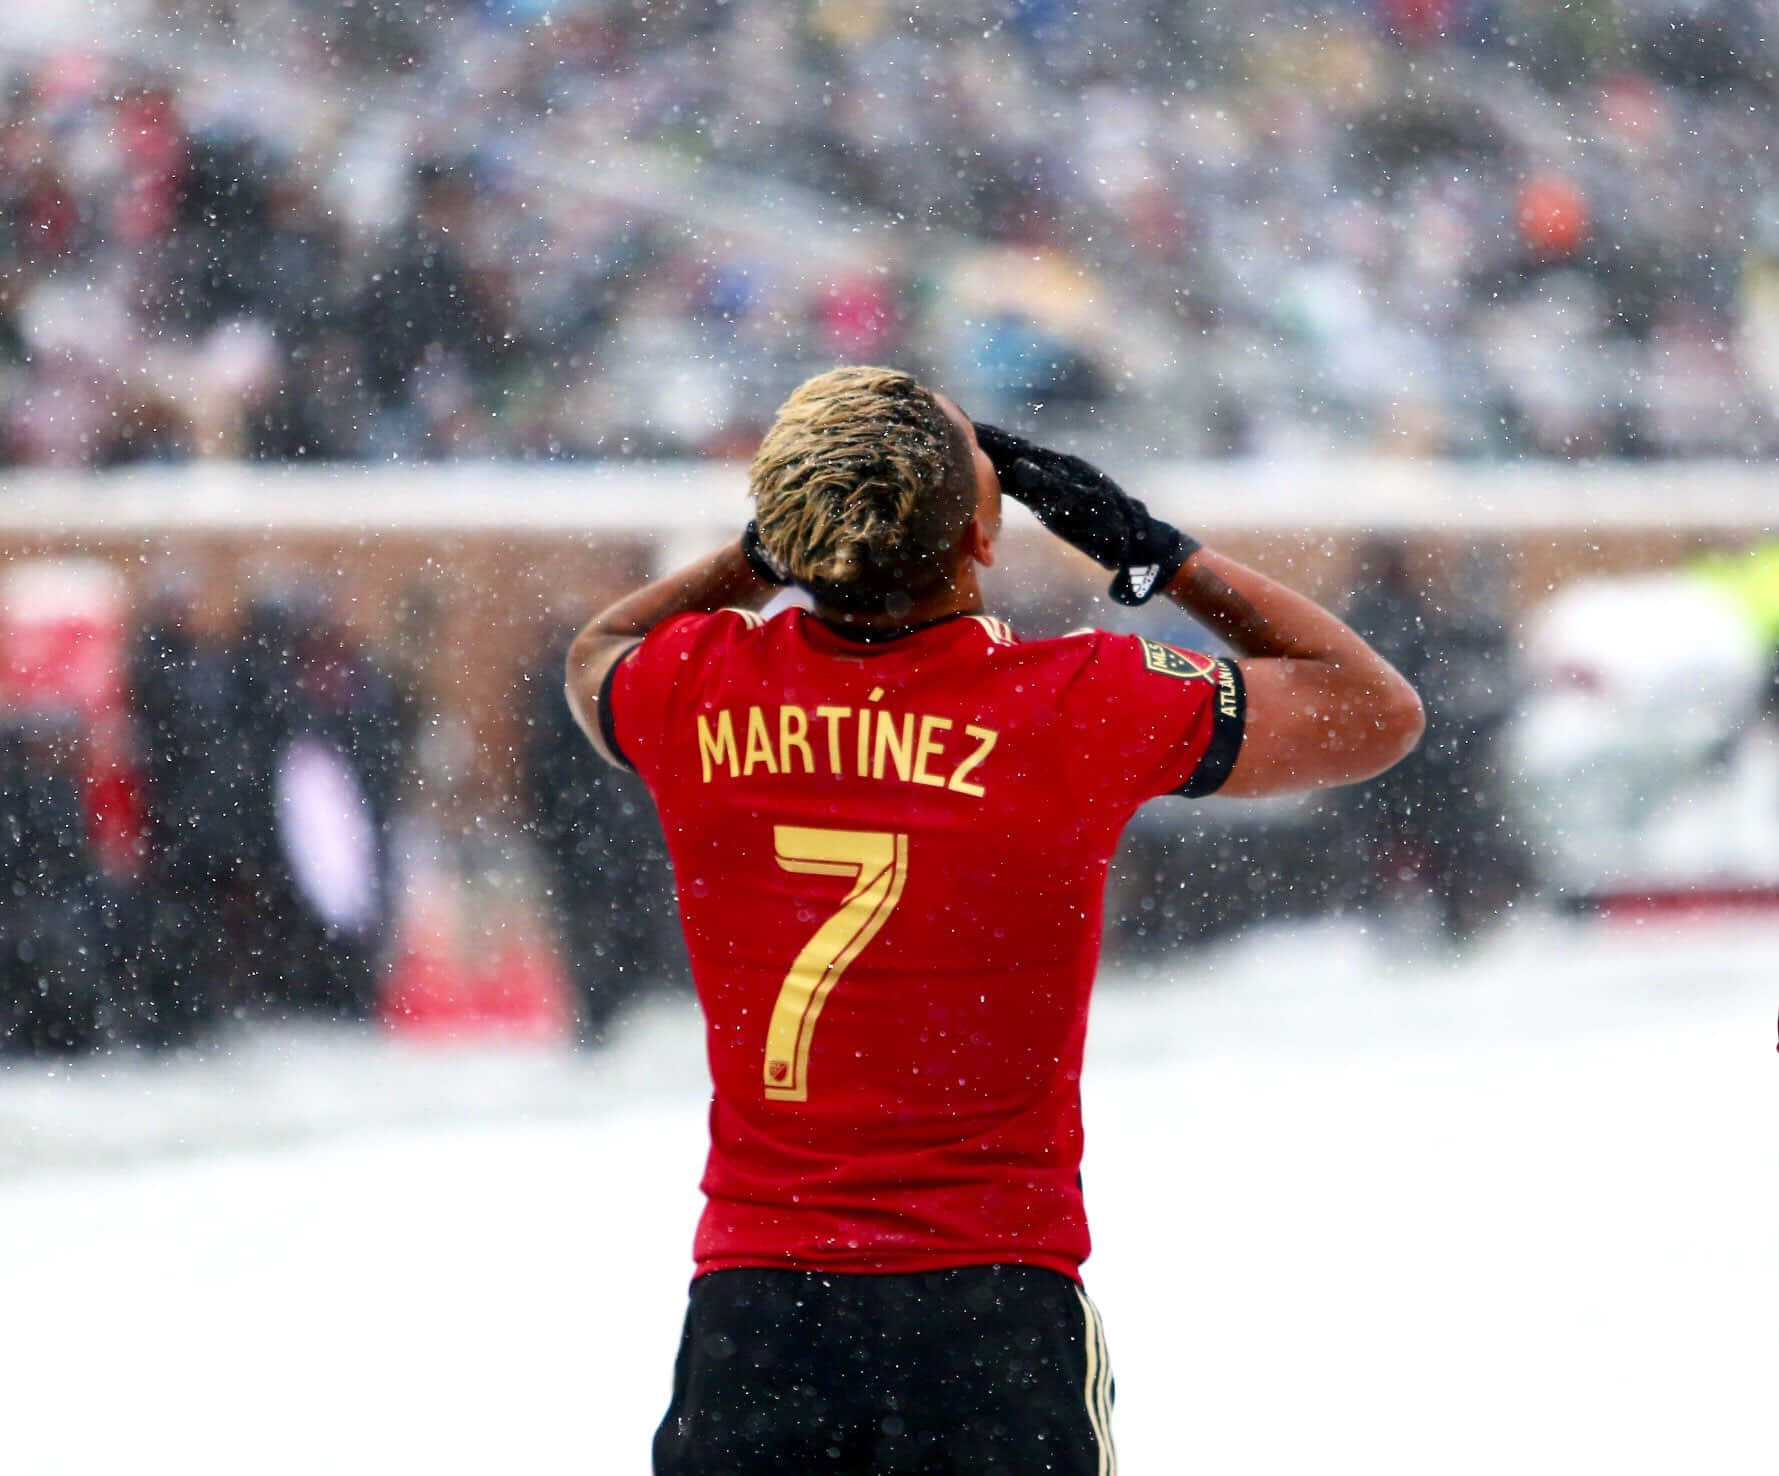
[763,826,910,1103]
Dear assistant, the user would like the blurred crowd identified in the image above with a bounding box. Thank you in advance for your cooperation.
[1,582,414,1051]
[1,0,1777,465]
[0,566,690,1056]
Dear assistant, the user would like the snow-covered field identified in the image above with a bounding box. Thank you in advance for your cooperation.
[1,915,1773,1475]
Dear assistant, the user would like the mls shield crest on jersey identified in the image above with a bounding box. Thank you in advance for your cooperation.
[1137,637,1218,684]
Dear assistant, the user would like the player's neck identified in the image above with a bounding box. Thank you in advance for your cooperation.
[813,568,985,636]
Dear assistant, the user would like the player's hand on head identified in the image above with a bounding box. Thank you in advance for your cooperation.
[741,520,790,585]
[973,421,1131,557]
[970,421,1041,477]
[971,421,1199,606]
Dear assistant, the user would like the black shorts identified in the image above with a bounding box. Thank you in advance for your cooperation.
[652,1263,1115,1476]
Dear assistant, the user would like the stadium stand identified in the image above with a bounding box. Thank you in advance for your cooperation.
[0,0,1774,467]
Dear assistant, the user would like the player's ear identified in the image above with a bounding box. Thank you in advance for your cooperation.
[962,512,996,569]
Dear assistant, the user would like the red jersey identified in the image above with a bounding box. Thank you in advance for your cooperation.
[603,606,1244,1280]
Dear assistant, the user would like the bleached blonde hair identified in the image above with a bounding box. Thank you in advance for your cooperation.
[750,366,975,613]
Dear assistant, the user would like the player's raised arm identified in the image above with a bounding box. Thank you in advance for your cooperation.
[973,422,1423,797]
[563,528,783,765]
[1157,546,1423,796]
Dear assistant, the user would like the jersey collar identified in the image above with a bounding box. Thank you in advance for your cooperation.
[794,608,1013,655]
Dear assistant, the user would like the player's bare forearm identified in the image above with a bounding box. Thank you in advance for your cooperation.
[579,539,774,644]
[1166,547,1380,668]
[565,539,776,756]
[1166,547,1425,795]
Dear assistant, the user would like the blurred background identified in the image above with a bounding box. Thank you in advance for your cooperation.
[0,4,1776,1473]
[3,0,1778,1056]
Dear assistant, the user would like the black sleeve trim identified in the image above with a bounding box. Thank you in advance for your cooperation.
[596,646,638,771]
[1178,658,1245,798]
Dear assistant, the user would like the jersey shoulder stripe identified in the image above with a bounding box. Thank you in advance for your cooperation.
[968,614,1016,647]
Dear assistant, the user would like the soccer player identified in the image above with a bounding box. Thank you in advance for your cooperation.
[566,366,1423,1475]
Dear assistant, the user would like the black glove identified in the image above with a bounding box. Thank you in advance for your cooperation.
[973,423,1199,605]
[740,520,789,585]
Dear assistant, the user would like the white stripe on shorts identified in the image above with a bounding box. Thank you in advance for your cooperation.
[1074,1285,1117,1476]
